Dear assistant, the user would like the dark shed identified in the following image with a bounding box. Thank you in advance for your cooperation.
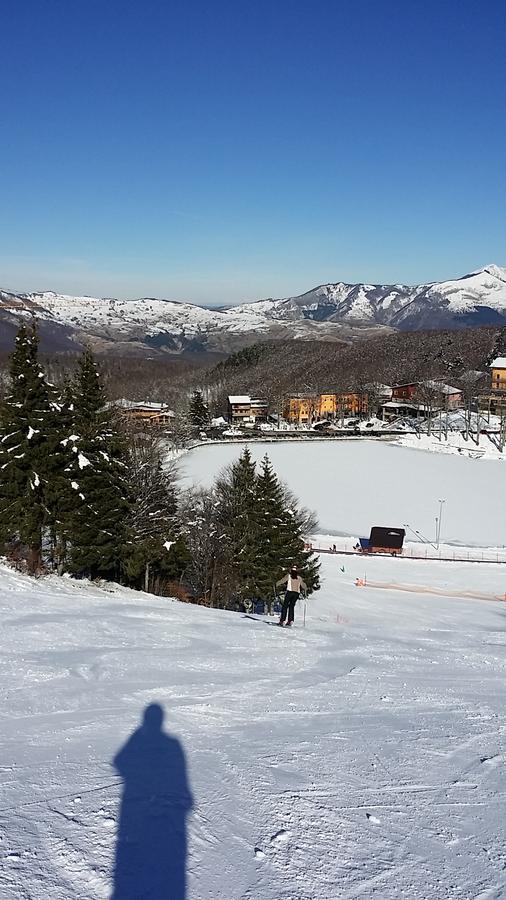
[369,527,405,550]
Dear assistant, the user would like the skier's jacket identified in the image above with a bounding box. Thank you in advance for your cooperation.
[276,572,307,594]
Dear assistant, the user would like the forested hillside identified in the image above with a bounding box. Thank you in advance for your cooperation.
[206,326,505,409]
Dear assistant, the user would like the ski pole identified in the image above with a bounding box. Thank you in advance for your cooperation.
[303,594,307,627]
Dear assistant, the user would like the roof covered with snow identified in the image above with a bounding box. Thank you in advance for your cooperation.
[490,357,506,368]
[423,381,461,395]
[228,395,251,404]
[382,400,430,410]
[114,399,172,411]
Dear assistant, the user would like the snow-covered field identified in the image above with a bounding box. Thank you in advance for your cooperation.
[179,441,506,548]
[394,430,504,461]
[1,550,506,900]
[2,439,506,898]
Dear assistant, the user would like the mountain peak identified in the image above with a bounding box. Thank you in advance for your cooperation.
[468,263,506,282]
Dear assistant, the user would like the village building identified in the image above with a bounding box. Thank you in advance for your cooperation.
[490,357,506,393]
[390,381,462,409]
[283,394,318,425]
[390,382,419,401]
[227,395,268,425]
[250,398,269,420]
[112,399,175,426]
[381,400,430,421]
[479,357,506,416]
[335,392,368,417]
[318,393,337,418]
[283,391,368,424]
[423,381,463,409]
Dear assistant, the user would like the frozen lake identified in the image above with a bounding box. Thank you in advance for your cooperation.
[179,439,505,547]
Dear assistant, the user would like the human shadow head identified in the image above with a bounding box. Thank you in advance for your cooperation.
[112,704,193,900]
[143,702,164,730]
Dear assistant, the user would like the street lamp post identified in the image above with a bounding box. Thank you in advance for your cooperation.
[436,499,446,549]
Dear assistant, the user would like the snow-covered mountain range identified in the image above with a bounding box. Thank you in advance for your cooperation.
[1,264,505,355]
[241,264,506,329]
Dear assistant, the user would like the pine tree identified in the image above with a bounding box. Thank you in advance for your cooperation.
[214,448,264,604]
[255,455,320,602]
[0,322,54,571]
[66,348,132,580]
[44,377,79,573]
[188,390,210,429]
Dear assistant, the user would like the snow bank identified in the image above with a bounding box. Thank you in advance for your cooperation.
[394,430,504,460]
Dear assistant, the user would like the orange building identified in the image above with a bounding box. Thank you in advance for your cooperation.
[490,357,506,392]
[284,391,367,423]
[318,393,337,417]
[283,395,319,425]
[335,392,368,416]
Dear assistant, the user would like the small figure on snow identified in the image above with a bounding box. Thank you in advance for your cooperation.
[276,565,307,627]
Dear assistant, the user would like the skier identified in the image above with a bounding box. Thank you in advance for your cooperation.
[276,565,307,627]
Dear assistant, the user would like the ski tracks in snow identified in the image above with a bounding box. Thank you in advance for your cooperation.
[2,556,506,898]
[185,612,506,899]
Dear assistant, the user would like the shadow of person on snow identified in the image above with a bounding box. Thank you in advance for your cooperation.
[111,704,193,899]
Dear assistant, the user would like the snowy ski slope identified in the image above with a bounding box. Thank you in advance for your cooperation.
[1,549,506,899]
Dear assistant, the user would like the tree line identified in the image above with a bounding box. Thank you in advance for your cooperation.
[204,327,505,414]
[179,449,320,608]
[0,323,319,607]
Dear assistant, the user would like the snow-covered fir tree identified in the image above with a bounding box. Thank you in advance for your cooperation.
[214,447,265,604]
[43,376,78,573]
[188,449,319,609]
[66,348,132,580]
[255,454,320,600]
[0,322,55,571]
[188,390,210,428]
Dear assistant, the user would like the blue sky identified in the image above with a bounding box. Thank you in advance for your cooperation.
[1,0,505,304]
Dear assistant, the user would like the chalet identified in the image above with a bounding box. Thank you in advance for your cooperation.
[250,398,268,420]
[228,395,268,425]
[113,400,174,426]
[228,395,252,424]
[423,381,463,409]
[490,357,506,392]
[391,383,418,401]
[391,381,462,409]
[381,400,430,421]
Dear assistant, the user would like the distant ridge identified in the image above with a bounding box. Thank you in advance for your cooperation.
[232,264,506,331]
[1,265,505,356]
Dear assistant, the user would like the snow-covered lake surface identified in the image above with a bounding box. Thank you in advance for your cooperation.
[1,553,506,899]
[179,440,506,548]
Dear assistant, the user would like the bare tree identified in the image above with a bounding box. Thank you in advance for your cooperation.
[415,382,440,435]
[177,488,228,606]
[459,373,479,444]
